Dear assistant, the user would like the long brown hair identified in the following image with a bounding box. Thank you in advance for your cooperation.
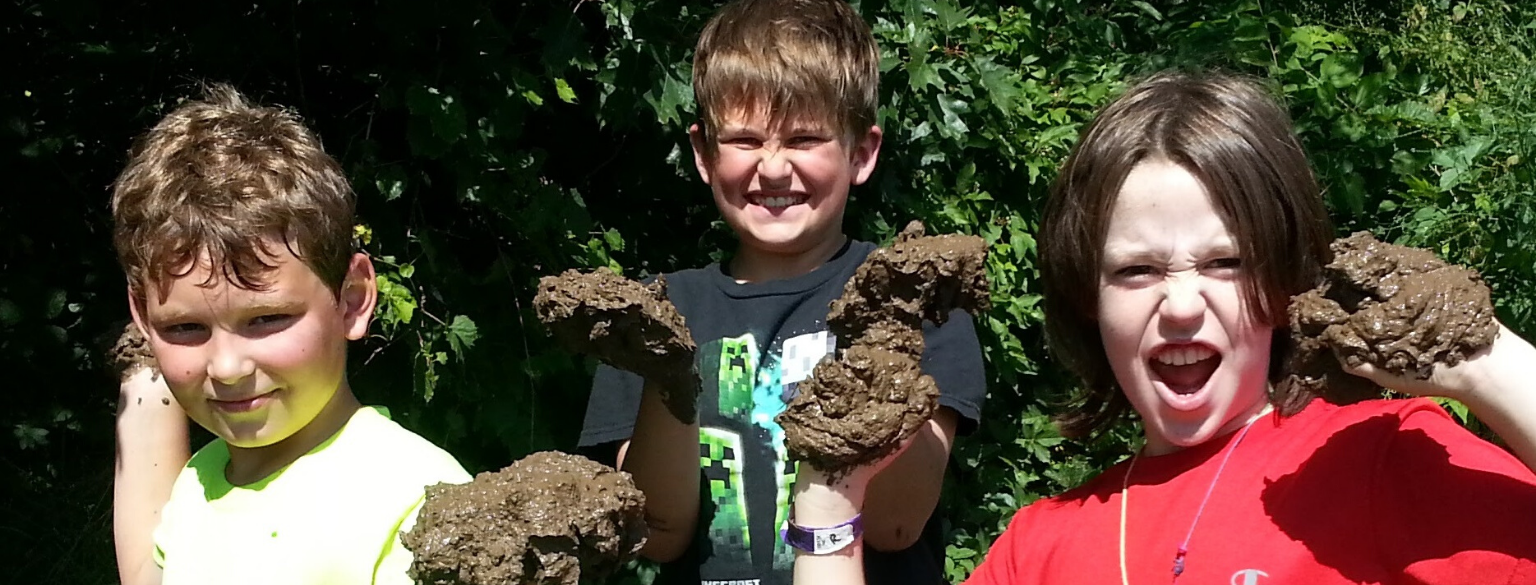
[1039,71,1334,439]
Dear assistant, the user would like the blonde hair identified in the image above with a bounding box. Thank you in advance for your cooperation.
[692,0,879,153]
[111,84,356,297]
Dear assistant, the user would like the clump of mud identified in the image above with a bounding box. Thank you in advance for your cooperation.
[778,221,989,473]
[403,451,647,585]
[534,269,700,422]
[104,320,159,382]
[1286,231,1499,404]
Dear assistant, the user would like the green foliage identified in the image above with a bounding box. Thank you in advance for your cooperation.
[4,0,1532,581]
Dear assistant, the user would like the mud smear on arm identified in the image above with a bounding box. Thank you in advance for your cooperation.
[533,268,701,423]
[1285,232,1499,405]
[777,221,990,475]
[403,452,648,585]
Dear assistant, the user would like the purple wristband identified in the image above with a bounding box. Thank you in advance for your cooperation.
[782,514,863,555]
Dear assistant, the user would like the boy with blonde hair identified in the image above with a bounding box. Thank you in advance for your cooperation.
[579,1,987,583]
[111,84,469,585]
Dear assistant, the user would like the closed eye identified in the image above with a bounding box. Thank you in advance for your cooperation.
[787,135,829,148]
[722,136,763,149]
[1204,257,1243,271]
[1115,265,1158,277]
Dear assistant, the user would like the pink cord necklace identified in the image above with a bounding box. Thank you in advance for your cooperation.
[1117,406,1269,585]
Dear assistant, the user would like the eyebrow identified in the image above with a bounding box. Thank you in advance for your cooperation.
[147,298,302,324]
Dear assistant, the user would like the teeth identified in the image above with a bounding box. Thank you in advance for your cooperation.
[1155,346,1215,366]
[759,196,805,208]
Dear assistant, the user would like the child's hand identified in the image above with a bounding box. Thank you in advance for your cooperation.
[1343,319,1536,472]
[1337,320,1519,403]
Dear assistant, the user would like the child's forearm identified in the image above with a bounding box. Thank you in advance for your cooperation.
[618,379,701,562]
[1463,325,1536,471]
[792,467,868,585]
[861,409,957,551]
[114,369,187,585]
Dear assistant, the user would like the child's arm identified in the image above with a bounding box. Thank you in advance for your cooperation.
[790,435,915,585]
[1345,321,1536,471]
[114,368,186,585]
[859,407,958,551]
[615,379,701,562]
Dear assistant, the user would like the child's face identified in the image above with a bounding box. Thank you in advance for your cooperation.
[1096,160,1273,455]
[691,110,881,256]
[131,244,374,450]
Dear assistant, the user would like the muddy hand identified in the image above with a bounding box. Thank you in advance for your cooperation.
[1336,321,1516,402]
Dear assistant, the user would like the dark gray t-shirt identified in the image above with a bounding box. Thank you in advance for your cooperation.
[580,239,987,585]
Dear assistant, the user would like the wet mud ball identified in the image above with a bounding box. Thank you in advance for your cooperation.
[1286,232,1499,403]
[778,221,990,474]
[105,320,159,382]
[402,451,648,585]
[533,268,701,422]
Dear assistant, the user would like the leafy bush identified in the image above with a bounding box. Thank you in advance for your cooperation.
[3,0,1530,581]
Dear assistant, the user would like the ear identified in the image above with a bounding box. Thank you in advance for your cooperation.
[689,123,714,185]
[849,125,884,186]
[127,284,152,337]
[339,253,378,341]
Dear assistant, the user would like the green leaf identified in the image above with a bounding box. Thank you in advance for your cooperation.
[930,0,972,32]
[1320,53,1362,88]
[1129,1,1163,21]
[14,424,48,450]
[44,290,66,320]
[972,56,1020,114]
[376,178,405,202]
[0,298,22,327]
[907,51,944,93]
[645,72,693,126]
[603,228,625,253]
[555,78,577,104]
[935,94,970,137]
[447,315,480,356]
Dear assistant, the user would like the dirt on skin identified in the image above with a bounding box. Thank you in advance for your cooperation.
[402,451,647,585]
[533,268,700,422]
[1286,231,1499,404]
[105,320,159,382]
[778,221,990,473]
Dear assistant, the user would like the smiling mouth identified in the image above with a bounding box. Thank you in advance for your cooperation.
[211,390,279,413]
[748,193,809,209]
[1149,345,1221,394]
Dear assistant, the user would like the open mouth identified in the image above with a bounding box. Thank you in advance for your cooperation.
[747,193,809,210]
[1148,345,1220,396]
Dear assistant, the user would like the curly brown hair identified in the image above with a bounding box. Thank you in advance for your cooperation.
[111,84,355,299]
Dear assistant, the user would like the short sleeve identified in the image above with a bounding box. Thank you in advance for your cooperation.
[920,309,987,435]
[1372,402,1536,583]
[578,363,644,447]
[372,496,427,585]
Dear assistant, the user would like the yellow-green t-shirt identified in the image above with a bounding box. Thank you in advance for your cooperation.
[153,406,470,585]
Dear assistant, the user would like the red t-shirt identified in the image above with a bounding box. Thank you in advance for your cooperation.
[965,399,1536,585]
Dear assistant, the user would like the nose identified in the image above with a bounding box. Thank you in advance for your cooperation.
[756,147,793,184]
[206,334,256,385]
[1159,272,1207,330]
